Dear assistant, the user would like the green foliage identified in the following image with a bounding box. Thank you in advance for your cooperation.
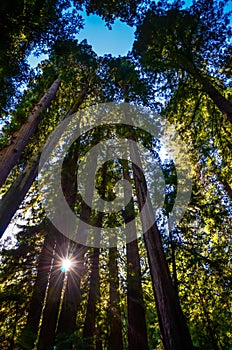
[0,0,83,111]
[133,0,232,96]
[0,3,232,349]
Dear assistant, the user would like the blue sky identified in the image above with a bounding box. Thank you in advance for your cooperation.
[77,11,135,56]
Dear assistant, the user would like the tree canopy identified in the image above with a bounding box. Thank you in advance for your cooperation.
[0,1,231,350]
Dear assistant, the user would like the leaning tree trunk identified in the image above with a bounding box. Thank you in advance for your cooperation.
[123,164,149,350]
[0,88,89,238]
[0,78,60,188]
[129,140,194,350]
[0,154,39,238]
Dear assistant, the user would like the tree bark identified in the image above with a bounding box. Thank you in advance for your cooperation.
[198,76,232,124]
[0,78,60,188]
[37,232,68,350]
[0,154,39,238]
[57,145,99,348]
[126,239,149,350]
[123,165,149,350]
[108,246,123,350]
[21,231,55,348]
[220,179,232,200]
[129,140,193,350]
[82,156,107,349]
[188,67,232,125]
[167,215,179,296]
[56,242,84,341]
[82,247,100,347]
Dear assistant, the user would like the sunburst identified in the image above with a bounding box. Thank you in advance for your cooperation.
[61,258,72,272]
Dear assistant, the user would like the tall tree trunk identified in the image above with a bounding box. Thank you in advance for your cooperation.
[82,158,106,349]
[126,239,149,350]
[123,164,149,350]
[57,145,99,348]
[82,247,100,347]
[56,242,84,343]
[55,241,86,348]
[37,232,68,350]
[0,78,60,188]
[21,231,55,348]
[108,246,123,350]
[129,140,193,350]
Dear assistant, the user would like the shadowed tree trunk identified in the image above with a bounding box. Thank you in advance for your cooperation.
[0,154,39,238]
[219,178,232,200]
[0,78,60,188]
[167,214,179,296]
[82,158,106,349]
[123,164,149,350]
[126,238,149,350]
[95,331,103,350]
[37,232,68,350]
[191,68,232,125]
[20,230,55,348]
[82,246,100,347]
[129,140,194,350]
[108,246,123,350]
[179,60,232,124]
[57,145,99,350]
[56,242,85,344]
[82,223,103,348]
